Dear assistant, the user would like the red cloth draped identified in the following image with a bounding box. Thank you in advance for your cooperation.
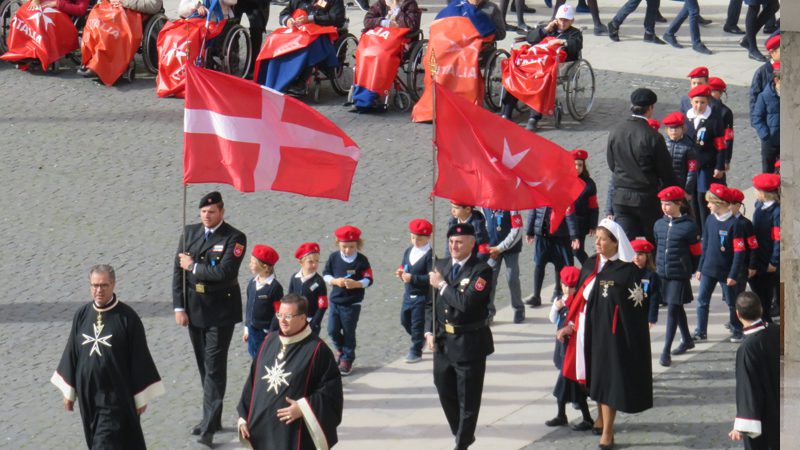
[501,37,564,115]
[155,18,226,98]
[561,263,598,384]
[81,2,142,86]
[0,2,78,70]
[353,27,409,94]
[253,23,338,81]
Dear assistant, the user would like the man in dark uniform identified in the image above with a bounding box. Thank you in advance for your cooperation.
[606,88,678,244]
[172,191,247,448]
[425,223,494,450]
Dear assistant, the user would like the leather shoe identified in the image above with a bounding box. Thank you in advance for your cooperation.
[593,23,608,35]
[573,419,594,431]
[692,42,712,55]
[192,423,220,436]
[516,23,532,33]
[545,415,568,426]
[763,24,776,34]
[749,49,767,62]
[655,12,667,23]
[513,309,526,323]
[662,33,682,48]
[643,33,666,45]
[592,427,603,435]
[659,352,671,367]
[607,21,619,42]
[697,15,712,26]
[672,340,695,355]
[598,442,614,450]
[524,295,542,307]
[738,37,749,49]
[197,433,214,448]
[724,25,745,35]
[510,3,536,13]
[505,23,520,32]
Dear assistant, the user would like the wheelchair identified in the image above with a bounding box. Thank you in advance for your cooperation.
[140,10,168,75]
[303,19,358,102]
[200,16,252,79]
[406,37,510,112]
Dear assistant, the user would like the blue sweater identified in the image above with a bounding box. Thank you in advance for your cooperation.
[287,271,328,329]
[654,214,701,280]
[752,201,780,271]
[400,246,433,297]
[698,213,746,281]
[245,277,284,331]
[323,251,373,306]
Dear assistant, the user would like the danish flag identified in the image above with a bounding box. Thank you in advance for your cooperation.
[183,65,360,201]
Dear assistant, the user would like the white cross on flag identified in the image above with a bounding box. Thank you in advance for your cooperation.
[183,65,360,201]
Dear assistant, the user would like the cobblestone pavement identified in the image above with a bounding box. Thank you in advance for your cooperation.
[0,3,765,447]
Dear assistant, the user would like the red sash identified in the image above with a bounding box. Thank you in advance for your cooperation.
[561,262,598,384]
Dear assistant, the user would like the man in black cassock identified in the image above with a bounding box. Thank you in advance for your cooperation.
[729,291,779,450]
[51,265,165,449]
[238,294,343,450]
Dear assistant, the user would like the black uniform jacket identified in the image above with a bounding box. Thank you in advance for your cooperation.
[172,222,247,328]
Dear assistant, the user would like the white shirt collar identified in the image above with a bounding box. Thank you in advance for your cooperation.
[255,274,275,288]
[451,255,470,267]
[340,251,358,263]
[279,324,312,345]
[631,114,648,121]
[714,211,733,221]
[762,200,775,208]
[743,319,766,335]
[686,105,712,121]
[294,270,316,282]
[205,221,223,234]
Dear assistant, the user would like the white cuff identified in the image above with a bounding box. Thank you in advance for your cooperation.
[174,308,185,312]
[297,397,329,450]
[734,417,762,438]
[237,417,247,427]
[134,380,165,409]
[50,371,76,402]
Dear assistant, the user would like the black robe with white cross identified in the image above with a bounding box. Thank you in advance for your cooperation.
[238,326,343,450]
[734,321,779,450]
[51,296,164,449]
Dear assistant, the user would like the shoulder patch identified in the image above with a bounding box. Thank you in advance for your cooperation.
[474,277,487,292]
[234,243,244,258]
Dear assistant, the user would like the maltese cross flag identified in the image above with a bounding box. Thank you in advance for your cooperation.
[433,83,585,232]
[183,65,360,201]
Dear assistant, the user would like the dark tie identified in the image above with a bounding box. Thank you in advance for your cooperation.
[204,230,211,241]
[451,263,461,280]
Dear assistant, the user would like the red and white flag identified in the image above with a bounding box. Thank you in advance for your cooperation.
[183,65,360,201]
[433,83,584,232]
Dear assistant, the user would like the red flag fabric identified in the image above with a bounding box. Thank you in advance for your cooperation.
[353,27,409,94]
[81,2,143,86]
[501,37,564,115]
[156,18,226,98]
[411,16,492,123]
[252,23,338,82]
[433,83,584,230]
[0,2,78,69]
[183,65,360,201]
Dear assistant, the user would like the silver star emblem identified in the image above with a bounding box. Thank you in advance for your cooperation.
[81,323,112,357]
[262,360,292,394]
[628,283,645,308]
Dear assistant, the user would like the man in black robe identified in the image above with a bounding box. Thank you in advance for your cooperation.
[51,265,165,449]
[729,291,779,450]
[238,294,343,450]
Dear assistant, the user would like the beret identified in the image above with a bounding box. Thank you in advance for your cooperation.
[658,186,686,201]
[709,183,732,203]
[447,222,475,238]
[409,219,433,236]
[662,111,685,127]
[252,244,279,265]
[728,188,745,204]
[630,239,654,253]
[687,66,709,78]
[630,88,657,107]
[688,84,711,98]
[765,34,780,51]
[753,173,780,192]
[294,242,320,259]
[708,77,727,92]
[559,266,580,288]
[647,118,661,131]
[199,191,222,208]
[571,149,588,160]
[334,225,361,241]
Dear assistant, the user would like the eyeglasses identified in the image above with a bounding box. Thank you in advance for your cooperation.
[90,284,111,290]
[275,313,305,321]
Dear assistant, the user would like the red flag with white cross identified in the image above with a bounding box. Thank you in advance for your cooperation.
[183,65,360,201]
[433,84,584,232]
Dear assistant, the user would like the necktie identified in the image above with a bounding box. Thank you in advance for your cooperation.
[204,230,211,241]
[451,263,460,280]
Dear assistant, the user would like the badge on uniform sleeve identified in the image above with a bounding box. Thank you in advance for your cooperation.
[234,243,244,258]
[474,277,487,292]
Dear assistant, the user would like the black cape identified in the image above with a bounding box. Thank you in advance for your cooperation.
[582,256,653,414]
[238,326,343,450]
[734,322,779,450]
[51,296,164,449]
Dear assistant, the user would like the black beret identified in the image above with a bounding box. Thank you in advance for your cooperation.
[199,191,223,208]
[630,88,658,107]
[447,222,475,238]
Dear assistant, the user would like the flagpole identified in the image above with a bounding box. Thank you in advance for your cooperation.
[429,49,439,343]
[182,184,188,311]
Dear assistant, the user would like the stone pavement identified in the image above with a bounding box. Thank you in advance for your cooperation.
[0,0,774,448]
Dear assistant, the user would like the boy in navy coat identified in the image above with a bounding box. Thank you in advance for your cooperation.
[395,219,433,363]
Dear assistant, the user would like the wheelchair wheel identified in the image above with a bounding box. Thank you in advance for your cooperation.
[405,38,427,103]
[331,33,357,96]
[393,90,412,112]
[0,0,21,54]
[554,101,563,129]
[142,12,167,74]
[221,24,251,78]
[484,49,509,112]
[565,59,595,121]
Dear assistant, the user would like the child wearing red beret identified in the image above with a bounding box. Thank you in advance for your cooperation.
[662,111,698,211]
[324,226,374,376]
[395,219,434,363]
[570,149,599,265]
[749,174,780,322]
[244,245,284,358]
[288,242,328,337]
[630,238,661,331]
[708,77,735,172]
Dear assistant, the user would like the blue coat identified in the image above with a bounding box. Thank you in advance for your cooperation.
[525,207,578,239]
[752,201,780,271]
[698,214,746,281]
[654,214,701,281]
[751,82,780,146]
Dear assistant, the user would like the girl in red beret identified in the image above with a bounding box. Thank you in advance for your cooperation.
[630,239,661,333]
[395,219,433,363]
[243,245,284,359]
[571,149,599,265]
[324,226,374,376]
[749,174,780,322]
[708,77,735,172]
[288,242,328,337]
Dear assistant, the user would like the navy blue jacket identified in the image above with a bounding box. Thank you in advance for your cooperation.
[752,201,780,271]
[698,214,746,281]
[654,214,701,280]
[483,209,523,254]
[446,210,490,258]
[735,214,757,276]
[245,277,284,331]
[717,101,734,164]
[749,61,773,113]
[640,269,661,324]
[751,82,780,147]
[323,252,373,306]
[525,207,578,239]
[684,108,726,173]
[287,271,328,330]
[665,135,698,197]
[400,246,433,297]
[572,173,599,236]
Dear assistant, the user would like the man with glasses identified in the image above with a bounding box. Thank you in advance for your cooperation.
[51,265,165,449]
[237,294,343,450]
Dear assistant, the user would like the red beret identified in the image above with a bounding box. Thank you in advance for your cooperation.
[252,244,279,265]
[775,160,781,169]
[708,77,727,92]
[409,218,433,236]
[647,118,661,131]
[687,66,709,78]
[709,183,732,202]
[728,188,745,204]
[335,225,361,241]
[571,149,588,160]
[630,239,654,253]
[658,186,686,201]
[662,111,685,128]
[752,173,780,192]
[559,266,581,288]
[688,84,711,98]
[294,242,320,259]
[765,34,780,51]
[772,61,780,71]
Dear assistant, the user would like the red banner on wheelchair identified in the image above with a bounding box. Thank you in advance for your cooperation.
[353,27,409,96]
[501,38,565,116]
[155,18,226,98]
[411,16,492,123]
[81,2,143,86]
[0,2,78,70]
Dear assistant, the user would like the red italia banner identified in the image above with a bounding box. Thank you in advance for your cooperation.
[81,2,143,86]
[0,2,78,69]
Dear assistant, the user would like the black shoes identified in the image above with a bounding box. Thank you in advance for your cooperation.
[197,433,214,448]
[672,340,695,355]
[525,117,539,131]
[655,12,667,23]
[724,25,745,34]
[514,309,526,323]
[573,419,594,431]
[693,42,712,55]
[524,295,542,307]
[659,352,671,367]
[510,3,536,13]
[516,23,532,33]
[607,21,620,41]
[643,33,666,44]
[697,15,712,26]
[545,415,568,426]
[749,49,767,62]
[662,33,682,48]
[593,23,608,35]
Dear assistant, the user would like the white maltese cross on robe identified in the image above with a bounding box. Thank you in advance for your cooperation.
[628,283,645,308]
[262,359,292,394]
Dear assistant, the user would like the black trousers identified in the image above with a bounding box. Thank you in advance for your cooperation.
[612,201,661,244]
[189,324,235,435]
[433,351,487,449]
[234,0,269,68]
[761,140,780,174]
[749,271,777,323]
